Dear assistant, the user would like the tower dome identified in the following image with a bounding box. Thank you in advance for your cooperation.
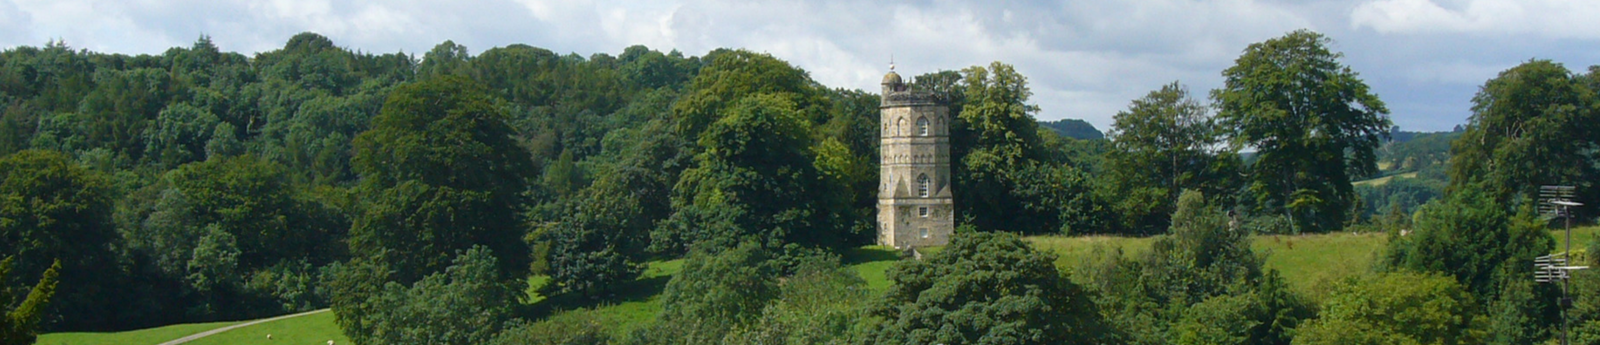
[882,71,903,86]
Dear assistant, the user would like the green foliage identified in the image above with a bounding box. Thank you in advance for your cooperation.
[860,231,1110,345]
[722,256,870,345]
[1484,277,1549,345]
[0,257,59,345]
[0,150,118,330]
[142,103,221,169]
[341,246,515,345]
[1172,293,1262,345]
[165,155,334,269]
[953,62,1097,234]
[1010,161,1106,235]
[1076,191,1310,345]
[657,94,850,253]
[1214,29,1391,233]
[1385,185,1553,300]
[1107,82,1238,234]
[639,242,781,344]
[419,40,473,80]
[531,180,649,296]
[1378,130,1457,180]
[1353,176,1443,222]
[490,310,613,345]
[1293,272,1481,345]
[1572,257,1600,345]
[1449,59,1600,217]
[349,75,533,282]
[1039,118,1104,140]
[671,50,823,140]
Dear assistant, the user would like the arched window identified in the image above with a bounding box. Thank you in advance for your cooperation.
[917,117,930,136]
[917,174,930,197]
[897,118,906,136]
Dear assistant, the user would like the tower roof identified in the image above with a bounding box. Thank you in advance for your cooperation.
[882,71,903,86]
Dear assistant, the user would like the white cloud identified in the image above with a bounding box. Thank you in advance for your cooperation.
[0,0,1592,131]
[0,0,30,43]
[1351,0,1600,38]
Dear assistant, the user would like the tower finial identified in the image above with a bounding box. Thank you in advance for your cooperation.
[890,53,895,71]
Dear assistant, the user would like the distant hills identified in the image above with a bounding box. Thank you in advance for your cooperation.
[1039,119,1104,140]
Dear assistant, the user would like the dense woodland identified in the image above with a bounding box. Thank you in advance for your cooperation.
[0,28,1598,344]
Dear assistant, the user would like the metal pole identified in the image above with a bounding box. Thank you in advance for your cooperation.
[1563,205,1570,345]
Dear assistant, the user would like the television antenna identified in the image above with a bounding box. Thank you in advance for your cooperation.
[1535,185,1587,345]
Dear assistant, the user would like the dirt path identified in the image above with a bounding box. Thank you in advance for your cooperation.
[155,309,329,345]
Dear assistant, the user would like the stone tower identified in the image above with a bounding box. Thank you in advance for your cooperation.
[877,69,954,249]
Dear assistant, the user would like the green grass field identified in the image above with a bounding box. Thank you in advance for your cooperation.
[845,246,903,292]
[37,320,241,345]
[40,226,1598,344]
[1352,171,1419,187]
[1254,232,1388,294]
[182,311,346,345]
[1026,232,1389,294]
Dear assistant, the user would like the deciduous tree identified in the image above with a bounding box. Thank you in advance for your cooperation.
[861,231,1110,345]
[1214,29,1390,233]
[1448,60,1599,216]
[1107,82,1238,234]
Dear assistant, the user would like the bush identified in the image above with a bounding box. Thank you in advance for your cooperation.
[859,231,1109,345]
[1240,214,1294,235]
[489,310,612,345]
[1384,185,1552,299]
[723,256,869,345]
[1173,293,1262,345]
[331,246,516,345]
[1293,272,1482,345]
[633,241,780,344]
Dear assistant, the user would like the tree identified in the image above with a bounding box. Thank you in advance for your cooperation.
[164,155,317,269]
[1485,277,1549,345]
[1172,293,1263,345]
[123,155,341,320]
[1145,190,1262,306]
[0,150,117,330]
[860,231,1109,345]
[642,241,781,344]
[951,62,1062,233]
[489,309,613,345]
[1384,185,1552,300]
[671,49,823,140]
[142,103,220,169]
[418,40,473,80]
[1040,118,1105,140]
[1214,29,1391,233]
[655,94,848,253]
[1078,191,1309,345]
[1107,82,1237,234]
[530,184,647,296]
[0,257,58,345]
[341,246,515,345]
[74,68,175,161]
[723,256,870,345]
[1293,272,1482,345]
[349,75,534,283]
[1448,60,1599,217]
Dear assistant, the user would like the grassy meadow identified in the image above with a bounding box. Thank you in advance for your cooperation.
[1352,171,1419,187]
[37,320,241,345]
[38,226,1596,344]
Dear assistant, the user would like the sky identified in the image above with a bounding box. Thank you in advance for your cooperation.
[2,0,1598,132]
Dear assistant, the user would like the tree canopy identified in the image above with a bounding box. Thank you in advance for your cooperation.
[1214,29,1391,233]
[861,231,1110,345]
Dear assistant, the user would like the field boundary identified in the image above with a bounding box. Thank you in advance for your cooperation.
[154,309,329,345]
